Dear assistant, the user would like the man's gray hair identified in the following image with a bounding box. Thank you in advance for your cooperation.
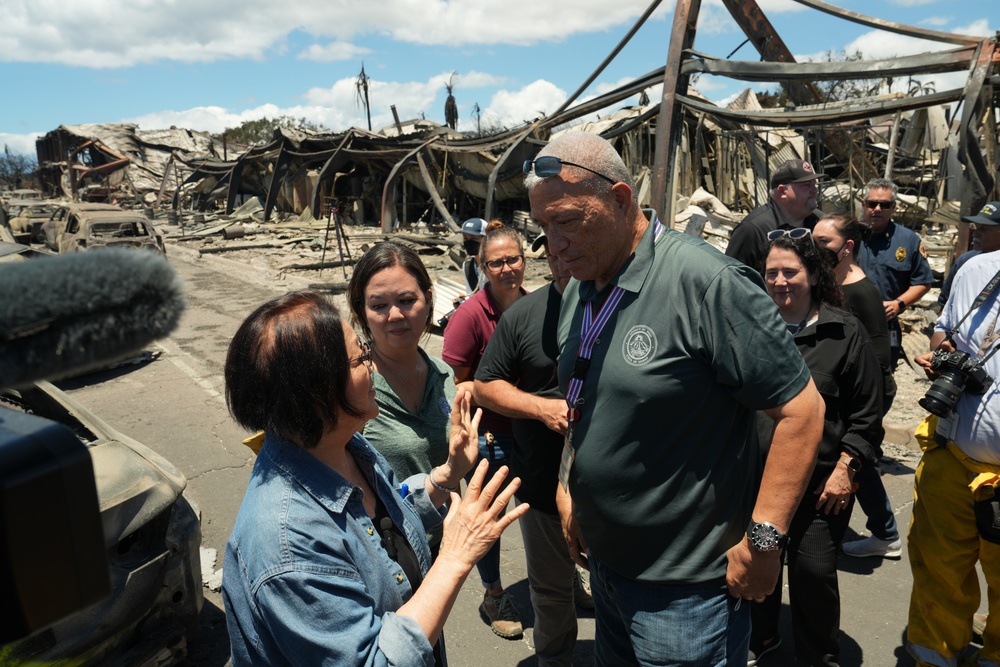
[864,178,898,199]
[524,132,638,207]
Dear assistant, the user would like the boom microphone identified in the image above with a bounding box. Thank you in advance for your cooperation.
[0,249,185,388]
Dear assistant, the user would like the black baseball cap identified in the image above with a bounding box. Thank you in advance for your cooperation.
[961,201,1000,226]
[770,159,824,189]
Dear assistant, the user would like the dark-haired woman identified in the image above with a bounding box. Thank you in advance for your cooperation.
[813,214,902,560]
[222,291,527,666]
[348,241,456,480]
[749,233,883,667]
[442,220,527,638]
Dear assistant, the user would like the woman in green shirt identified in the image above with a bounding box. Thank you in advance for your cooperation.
[348,241,457,480]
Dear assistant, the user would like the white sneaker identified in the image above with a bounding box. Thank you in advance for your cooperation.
[842,535,902,559]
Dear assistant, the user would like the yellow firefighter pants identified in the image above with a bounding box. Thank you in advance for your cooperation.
[907,444,1000,667]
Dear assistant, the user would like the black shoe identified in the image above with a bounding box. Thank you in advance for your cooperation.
[747,636,781,666]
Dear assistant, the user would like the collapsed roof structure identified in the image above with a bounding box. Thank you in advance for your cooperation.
[33,0,998,249]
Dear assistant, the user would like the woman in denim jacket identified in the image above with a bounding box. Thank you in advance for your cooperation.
[222,291,527,666]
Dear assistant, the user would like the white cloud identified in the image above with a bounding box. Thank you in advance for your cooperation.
[594,77,638,96]
[109,70,548,137]
[478,80,568,130]
[952,18,994,37]
[0,133,41,156]
[298,42,371,62]
[0,0,669,67]
[920,15,953,27]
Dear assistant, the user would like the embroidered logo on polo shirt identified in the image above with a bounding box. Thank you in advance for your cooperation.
[896,246,907,262]
[439,395,451,416]
[622,325,657,366]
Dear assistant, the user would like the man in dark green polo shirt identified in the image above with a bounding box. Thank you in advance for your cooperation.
[523,132,825,666]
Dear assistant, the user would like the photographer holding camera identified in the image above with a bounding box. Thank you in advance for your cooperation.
[907,201,1000,667]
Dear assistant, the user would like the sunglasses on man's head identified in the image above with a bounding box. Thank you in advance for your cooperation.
[523,156,617,185]
[767,227,812,241]
[864,199,895,210]
[484,255,524,271]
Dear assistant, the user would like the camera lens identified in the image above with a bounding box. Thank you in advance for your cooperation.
[918,370,968,418]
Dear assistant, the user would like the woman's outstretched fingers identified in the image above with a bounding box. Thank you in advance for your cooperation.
[463,458,490,501]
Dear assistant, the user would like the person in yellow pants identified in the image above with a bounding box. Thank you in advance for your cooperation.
[908,422,1000,667]
[910,211,1000,667]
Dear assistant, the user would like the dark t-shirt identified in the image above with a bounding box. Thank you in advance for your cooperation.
[842,277,894,407]
[475,284,563,515]
[558,221,811,584]
[842,279,890,368]
[726,199,821,274]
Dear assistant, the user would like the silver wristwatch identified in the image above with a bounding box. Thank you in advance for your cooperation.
[747,520,788,552]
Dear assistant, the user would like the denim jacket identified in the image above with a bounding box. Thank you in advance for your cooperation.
[223,431,445,666]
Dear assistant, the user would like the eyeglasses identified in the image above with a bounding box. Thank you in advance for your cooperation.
[484,254,524,271]
[353,340,374,371]
[767,228,812,241]
[864,199,895,210]
[523,156,617,185]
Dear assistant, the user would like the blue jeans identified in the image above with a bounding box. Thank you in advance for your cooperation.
[853,463,899,541]
[465,432,513,589]
[589,553,751,666]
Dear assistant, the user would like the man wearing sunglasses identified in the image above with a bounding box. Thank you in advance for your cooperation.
[524,133,824,666]
[857,178,934,360]
[726,159,825,274]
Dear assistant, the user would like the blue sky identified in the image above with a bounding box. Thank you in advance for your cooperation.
[1,0,995,156]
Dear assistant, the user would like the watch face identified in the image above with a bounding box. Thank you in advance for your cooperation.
[749,521,786,551]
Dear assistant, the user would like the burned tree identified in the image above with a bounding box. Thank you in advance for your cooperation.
[444,72,459,130]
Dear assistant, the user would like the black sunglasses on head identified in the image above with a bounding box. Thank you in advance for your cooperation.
[523,156,617,185]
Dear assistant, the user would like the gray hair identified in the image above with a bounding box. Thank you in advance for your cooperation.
[524,132,638,207]
[863,178,898,199]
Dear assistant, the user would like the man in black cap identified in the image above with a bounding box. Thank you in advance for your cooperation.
[726,159,824,273]
[937,201,1000,310]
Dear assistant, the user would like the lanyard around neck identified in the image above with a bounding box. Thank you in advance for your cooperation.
[565,220,664,410]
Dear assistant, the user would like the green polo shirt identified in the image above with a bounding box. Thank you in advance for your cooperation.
[363,349,456,480]
[557,219,810,584]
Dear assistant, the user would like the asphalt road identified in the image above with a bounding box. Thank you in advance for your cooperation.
[54,247,988,666]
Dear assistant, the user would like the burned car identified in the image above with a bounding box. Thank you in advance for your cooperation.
[5,199,59,244]
[0,381,202,665]
[40,203,165,254]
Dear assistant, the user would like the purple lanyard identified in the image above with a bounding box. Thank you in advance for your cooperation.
[565,220,663,413]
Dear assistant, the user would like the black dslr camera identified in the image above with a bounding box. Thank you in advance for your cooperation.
[918,349,994,418]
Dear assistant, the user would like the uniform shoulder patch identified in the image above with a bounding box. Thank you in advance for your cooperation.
[919,242,928,258]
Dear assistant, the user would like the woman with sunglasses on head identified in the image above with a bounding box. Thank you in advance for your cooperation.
[749,231,884,667]
[442,219,527,639]
[222,290,527,667]
[348,241,457,482]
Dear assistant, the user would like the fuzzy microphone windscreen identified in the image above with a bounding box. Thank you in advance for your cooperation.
[0,249,185,388]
